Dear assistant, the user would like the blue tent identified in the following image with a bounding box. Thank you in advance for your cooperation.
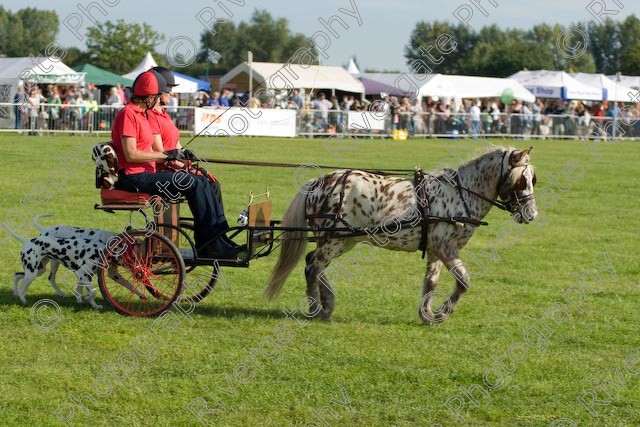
[174,71,210,91]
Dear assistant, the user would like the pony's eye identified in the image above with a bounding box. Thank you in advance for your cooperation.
[515,174,527,191]
[532,173,537,186]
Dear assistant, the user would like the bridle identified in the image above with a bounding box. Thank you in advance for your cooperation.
[453,150,536,217]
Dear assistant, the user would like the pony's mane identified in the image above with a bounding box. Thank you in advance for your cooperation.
[425,145,513,179]
[458,146,511,170]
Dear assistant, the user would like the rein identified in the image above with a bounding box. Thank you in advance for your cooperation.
[199,158,415,175]
[451,150,531,215]
[454,176,512,213]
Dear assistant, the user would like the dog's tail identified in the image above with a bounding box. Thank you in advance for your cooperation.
[33,213,54,233]
[0,223,30,245]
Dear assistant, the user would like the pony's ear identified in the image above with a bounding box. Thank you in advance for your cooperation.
[510,147,533,166]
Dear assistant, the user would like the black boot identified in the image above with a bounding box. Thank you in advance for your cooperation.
[199,238,243,259]
[220,234,246,251]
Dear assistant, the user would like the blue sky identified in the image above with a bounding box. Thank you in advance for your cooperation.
[5,0,639,71]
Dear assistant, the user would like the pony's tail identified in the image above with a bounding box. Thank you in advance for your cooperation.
[0,223,30,245]
[265,188,309,300]
[33,213,54,233]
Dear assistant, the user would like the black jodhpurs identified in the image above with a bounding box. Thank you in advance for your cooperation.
[116,170,228,247]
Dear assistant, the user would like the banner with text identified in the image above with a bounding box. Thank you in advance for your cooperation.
[347,111,387,132]
[194,107,296,137]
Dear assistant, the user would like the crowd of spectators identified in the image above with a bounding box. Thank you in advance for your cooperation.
[12,83,132,134]
[414,98,640,139]
[11,82,640,139]
[293,92,640,139]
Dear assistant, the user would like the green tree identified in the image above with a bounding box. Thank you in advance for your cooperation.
[619,44,640,74]
[0,6,11,54]
[60,47,90,68]
[618,15,640,74]
[85,20,165,75]
[192,20,240,76]
[15,8,58,54]
[196,9,315,76]
[587,18,621,74]
[467,36,555,77]
[550,23,596,73]
[0,7,58,57]
[405,21,478,74]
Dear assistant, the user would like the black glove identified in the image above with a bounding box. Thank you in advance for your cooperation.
[163,149,187,162]
[183,149,197,161]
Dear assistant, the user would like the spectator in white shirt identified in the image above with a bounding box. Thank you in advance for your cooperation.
[469,101,481,137]
[312,92,332,131]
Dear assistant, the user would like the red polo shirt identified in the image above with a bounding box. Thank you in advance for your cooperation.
[148,107,180,150]
[111,102,156,175]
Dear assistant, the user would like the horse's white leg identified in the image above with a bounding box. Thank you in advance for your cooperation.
[434,257,471,322]
[304,239,354,321]
[419,252,443,323]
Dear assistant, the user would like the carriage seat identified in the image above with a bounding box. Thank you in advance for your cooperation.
[95,189,159,212]
[100,189,153,205]
[96,189,182,245]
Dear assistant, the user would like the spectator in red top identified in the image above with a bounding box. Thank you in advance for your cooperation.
[111,70,243,259]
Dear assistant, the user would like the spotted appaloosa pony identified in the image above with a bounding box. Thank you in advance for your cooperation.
[265,146,538,323]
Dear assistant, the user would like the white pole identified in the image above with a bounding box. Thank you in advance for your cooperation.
[248,51,253,101]
[613,71,620,141]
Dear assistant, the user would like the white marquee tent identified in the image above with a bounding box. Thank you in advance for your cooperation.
[607,74,640,90]
[0,57,85,85]
[420,74,535,102]
[122,52,199,93]
[0,57,85,104]
[220,61,365,94]
[357,72,535,102]
[510,70,603,101]
[571,73,639,103]
[346,58,360,75]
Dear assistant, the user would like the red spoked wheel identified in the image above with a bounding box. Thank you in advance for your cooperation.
[98,230,185,317]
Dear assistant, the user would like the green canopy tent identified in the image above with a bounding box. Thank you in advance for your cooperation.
[73,64,133,130]
[73,63,133,86]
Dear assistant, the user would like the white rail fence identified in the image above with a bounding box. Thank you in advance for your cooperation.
[1,103,637,140]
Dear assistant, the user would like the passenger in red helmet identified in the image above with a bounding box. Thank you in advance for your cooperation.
[148,66,236,249]
[111,70,243,259]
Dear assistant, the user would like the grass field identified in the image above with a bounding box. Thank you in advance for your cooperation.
[0,133,638,427]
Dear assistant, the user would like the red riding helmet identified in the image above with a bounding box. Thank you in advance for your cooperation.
[132,70,167,96]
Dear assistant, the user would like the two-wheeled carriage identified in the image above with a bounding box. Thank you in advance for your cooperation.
[94,187,279,316]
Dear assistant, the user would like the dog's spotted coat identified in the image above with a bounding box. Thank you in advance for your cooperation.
[2,215,123,309]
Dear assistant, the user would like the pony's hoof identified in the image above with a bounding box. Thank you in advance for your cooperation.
[419,307,434,324]
[419,307,451,324]
[308,309,332,322]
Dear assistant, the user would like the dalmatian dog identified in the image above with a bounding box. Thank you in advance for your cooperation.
[1,215,144,309]
[31,214,120,306]
[92,142,119,189]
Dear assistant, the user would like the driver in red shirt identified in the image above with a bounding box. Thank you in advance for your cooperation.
[111,70,243,259]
